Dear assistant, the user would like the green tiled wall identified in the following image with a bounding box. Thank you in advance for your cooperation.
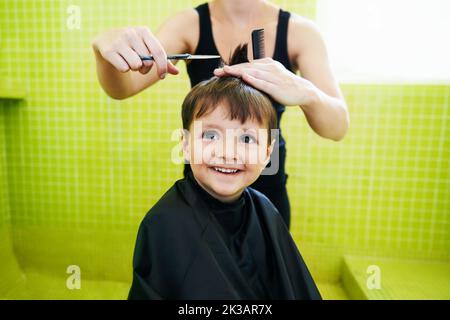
[0,0,448,289]
[0,109,10,227]
[283,85,450,281]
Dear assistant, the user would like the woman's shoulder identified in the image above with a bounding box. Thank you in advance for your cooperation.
[286,10,320,31]
[157,8,199,54]
[159,8,198,29]
[286,12,327,69]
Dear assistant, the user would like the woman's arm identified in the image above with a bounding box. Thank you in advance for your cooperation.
[291,16,349,141]
[91,9,198,100]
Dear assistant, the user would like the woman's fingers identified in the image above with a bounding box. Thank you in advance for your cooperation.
[242,73,276,93]
[125,28,153,70]
[167,60,180,75]
[218,65,278,84]
[255,57,274,64]
[138,27,168,79]
[117,46,143,71]
[125,29,154,75]
[213,68,226,77]
[93,26,181,79]
[123,27,179,76]
[102,51,130,73]
[213,57,303,106]
[214,61,277,77]
[138,61,154,74]
[213,65,277,94]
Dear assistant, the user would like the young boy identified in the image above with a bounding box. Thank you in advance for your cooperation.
[128,46,321,300]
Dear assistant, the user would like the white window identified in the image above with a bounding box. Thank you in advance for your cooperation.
[316,0,450,84]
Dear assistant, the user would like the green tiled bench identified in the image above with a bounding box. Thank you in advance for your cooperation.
[341,255,450,300]
[0,225,131,300]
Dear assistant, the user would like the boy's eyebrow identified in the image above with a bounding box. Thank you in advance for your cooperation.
[202,123,261,132]
[202,123,225,131]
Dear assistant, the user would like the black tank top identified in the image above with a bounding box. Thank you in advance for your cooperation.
[186,2,293,148]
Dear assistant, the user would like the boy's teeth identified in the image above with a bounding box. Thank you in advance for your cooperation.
[213,167,238,174]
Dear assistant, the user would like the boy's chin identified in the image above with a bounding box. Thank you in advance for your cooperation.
[209,184,245,200]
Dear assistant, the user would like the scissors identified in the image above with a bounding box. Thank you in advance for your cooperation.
[140,54,221,61]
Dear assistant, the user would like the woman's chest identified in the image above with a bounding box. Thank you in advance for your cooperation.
[220,23,296,71]
[212,21,278,61]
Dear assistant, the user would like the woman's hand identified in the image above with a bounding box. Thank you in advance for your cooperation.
[92,26,179,79]
[213,58,315,107]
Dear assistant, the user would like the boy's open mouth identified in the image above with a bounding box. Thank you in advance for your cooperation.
[209,166,243,176]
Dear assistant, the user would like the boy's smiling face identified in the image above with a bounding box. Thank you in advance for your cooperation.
[183,104,274,203]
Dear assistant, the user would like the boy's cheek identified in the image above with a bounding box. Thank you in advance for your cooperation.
[200,141,217,164]
[245,163,266,176]
[243,146,270,166]
[188,138,209,165]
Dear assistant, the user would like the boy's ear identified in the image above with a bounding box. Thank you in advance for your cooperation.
[181,129,191,164]
[263,138,276,167]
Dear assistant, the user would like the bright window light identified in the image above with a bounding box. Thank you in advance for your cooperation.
[316,0,450,84]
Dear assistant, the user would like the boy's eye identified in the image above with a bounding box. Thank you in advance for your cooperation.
[240,134,257,144]
[202,130,219,141]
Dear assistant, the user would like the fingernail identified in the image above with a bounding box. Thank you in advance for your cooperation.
[160,72,167,79]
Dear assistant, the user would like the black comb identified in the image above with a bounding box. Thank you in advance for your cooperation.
[251,29,265,59]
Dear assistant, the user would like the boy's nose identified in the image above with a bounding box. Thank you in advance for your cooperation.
[214,139,239,163]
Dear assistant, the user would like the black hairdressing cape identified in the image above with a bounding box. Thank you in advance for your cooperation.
[128,174,322,300]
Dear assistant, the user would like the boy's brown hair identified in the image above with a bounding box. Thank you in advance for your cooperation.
[181,44,277,143]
